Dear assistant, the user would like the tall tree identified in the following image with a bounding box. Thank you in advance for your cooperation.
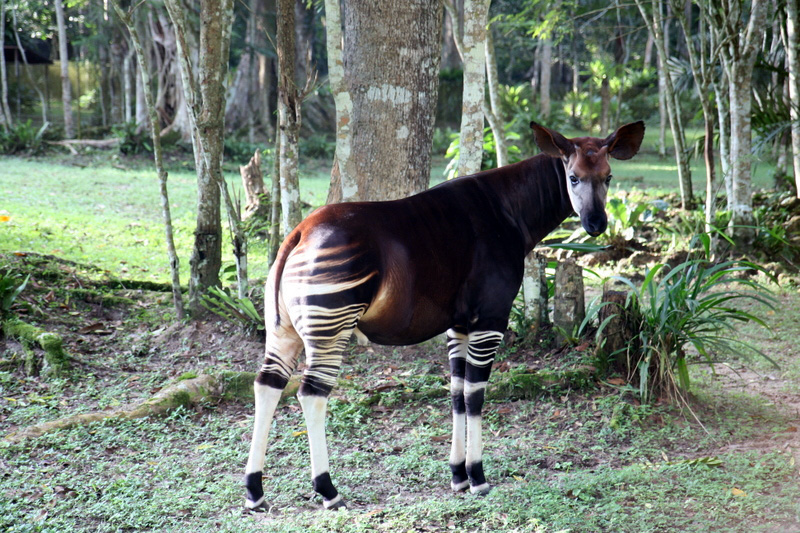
[706,0,768,243]
[277,0,303,234]
[786,0,800,198]
[456,0,490,177]
[0,0,11,131]
[326,0,444,202]
[164,0,234,314]
[634,0,693,209]
[111,0,184,319]
[54,0,75,138]
[673,0,718,231]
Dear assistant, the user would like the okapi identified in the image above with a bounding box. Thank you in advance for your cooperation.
[244,121,645,510]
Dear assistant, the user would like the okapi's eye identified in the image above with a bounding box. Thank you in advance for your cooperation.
[569,175,579,186]
[605,175,613,185]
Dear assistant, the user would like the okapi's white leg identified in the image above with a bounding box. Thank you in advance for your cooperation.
[464,330,504,495]
[294,303,365,509]
[244,328,303,510]
[446,328,470,492]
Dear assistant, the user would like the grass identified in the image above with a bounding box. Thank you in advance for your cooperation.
[1,147,798,531]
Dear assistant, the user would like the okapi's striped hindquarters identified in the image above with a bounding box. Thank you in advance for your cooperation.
[244,121,645,511]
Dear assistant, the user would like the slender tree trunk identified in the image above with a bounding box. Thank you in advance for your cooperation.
[457,0,490,177]
[600,77,610,134]
[123,47,135,123]
[539,37,552,121]
[277,0,302,235]
[715,0,768,244]
[323,0,356,202]
[164,0,234,315]
[11,5,48,126]
[112,0,184,319]
[54,0,74,138]
[786,0,800,198]
[635,0,692,208]
[484,21,507,166]
[0,0,13,131]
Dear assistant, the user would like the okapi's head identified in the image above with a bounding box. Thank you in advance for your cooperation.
[530,121,645,237]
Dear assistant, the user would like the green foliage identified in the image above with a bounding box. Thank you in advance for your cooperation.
[0,272,29,320]
[588,234,777,403]
[112,121,152,155]
[0,120,45,155]
[299,133,335,159]
[201,285,264,332]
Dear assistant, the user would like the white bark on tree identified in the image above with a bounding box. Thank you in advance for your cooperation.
[457,0,490,177]
[123,46,135,123]
[54,0,75,138]
[712,0,768,244]
[785,0,800,198]
[277,0,303,235]
[324,0,357,201]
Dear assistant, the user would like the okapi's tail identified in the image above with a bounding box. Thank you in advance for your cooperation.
[269,229,302,328]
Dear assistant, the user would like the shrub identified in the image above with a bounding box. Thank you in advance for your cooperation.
[588,234,776,403]
[112,121,152,155]
[0,120,45,155]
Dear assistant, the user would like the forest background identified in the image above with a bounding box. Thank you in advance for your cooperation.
[2,0,800,531]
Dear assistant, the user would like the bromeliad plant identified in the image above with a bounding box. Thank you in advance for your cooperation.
[590,234,777,403]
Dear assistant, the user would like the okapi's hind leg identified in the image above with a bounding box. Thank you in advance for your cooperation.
[244,325,304,511]
[296,303,367,510]
[447,328,503,495]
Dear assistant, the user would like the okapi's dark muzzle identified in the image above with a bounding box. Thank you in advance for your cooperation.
[582,213,608,237]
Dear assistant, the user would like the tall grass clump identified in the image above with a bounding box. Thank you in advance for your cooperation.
[593,234,777,403]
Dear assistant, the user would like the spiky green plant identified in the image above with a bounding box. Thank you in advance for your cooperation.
[589,234,777,403]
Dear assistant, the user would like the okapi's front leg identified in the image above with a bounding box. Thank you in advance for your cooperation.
[447,328,470,492]
[465,330,504,494]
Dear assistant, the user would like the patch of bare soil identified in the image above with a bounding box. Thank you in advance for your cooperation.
[713,362,800,467]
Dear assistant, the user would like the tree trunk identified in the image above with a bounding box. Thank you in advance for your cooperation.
[456,0,489,177]
[484,23,508,167]
[112,0,185,319]
[539,37,552,121]
[54,0,75,138]
[521,253,549,338]
[327,0,444,202]
[324,0,356,202]
[123,46,135,123]
[0,0,12,131]
[600,76,610,134]
[786,0,800,198]
[635,0,692,208]
[241,151,270,221]
[718,0,768,245]
[277,0,302,235]
[553,258,585,343]
[10,5,48,126]
[164,0,234,315]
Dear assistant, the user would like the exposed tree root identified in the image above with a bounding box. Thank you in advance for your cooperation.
[2,319,70,377]
[3,371,296,443]
[4,364,598,443]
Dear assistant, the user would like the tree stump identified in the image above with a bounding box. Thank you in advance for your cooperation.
[239,150,270,221]
[521,252,549,337]
[595,284,640,375]
[553,258,585,342]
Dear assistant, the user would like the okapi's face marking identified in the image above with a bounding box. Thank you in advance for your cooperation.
[530,121,646,237]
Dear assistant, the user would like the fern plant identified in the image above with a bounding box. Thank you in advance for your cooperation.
[201,286,264,332]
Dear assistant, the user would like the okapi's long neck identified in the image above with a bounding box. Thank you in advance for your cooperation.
[496,155,574,256]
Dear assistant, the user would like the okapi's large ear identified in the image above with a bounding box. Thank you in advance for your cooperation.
[604,121,645,160]
[530,121,574,158]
